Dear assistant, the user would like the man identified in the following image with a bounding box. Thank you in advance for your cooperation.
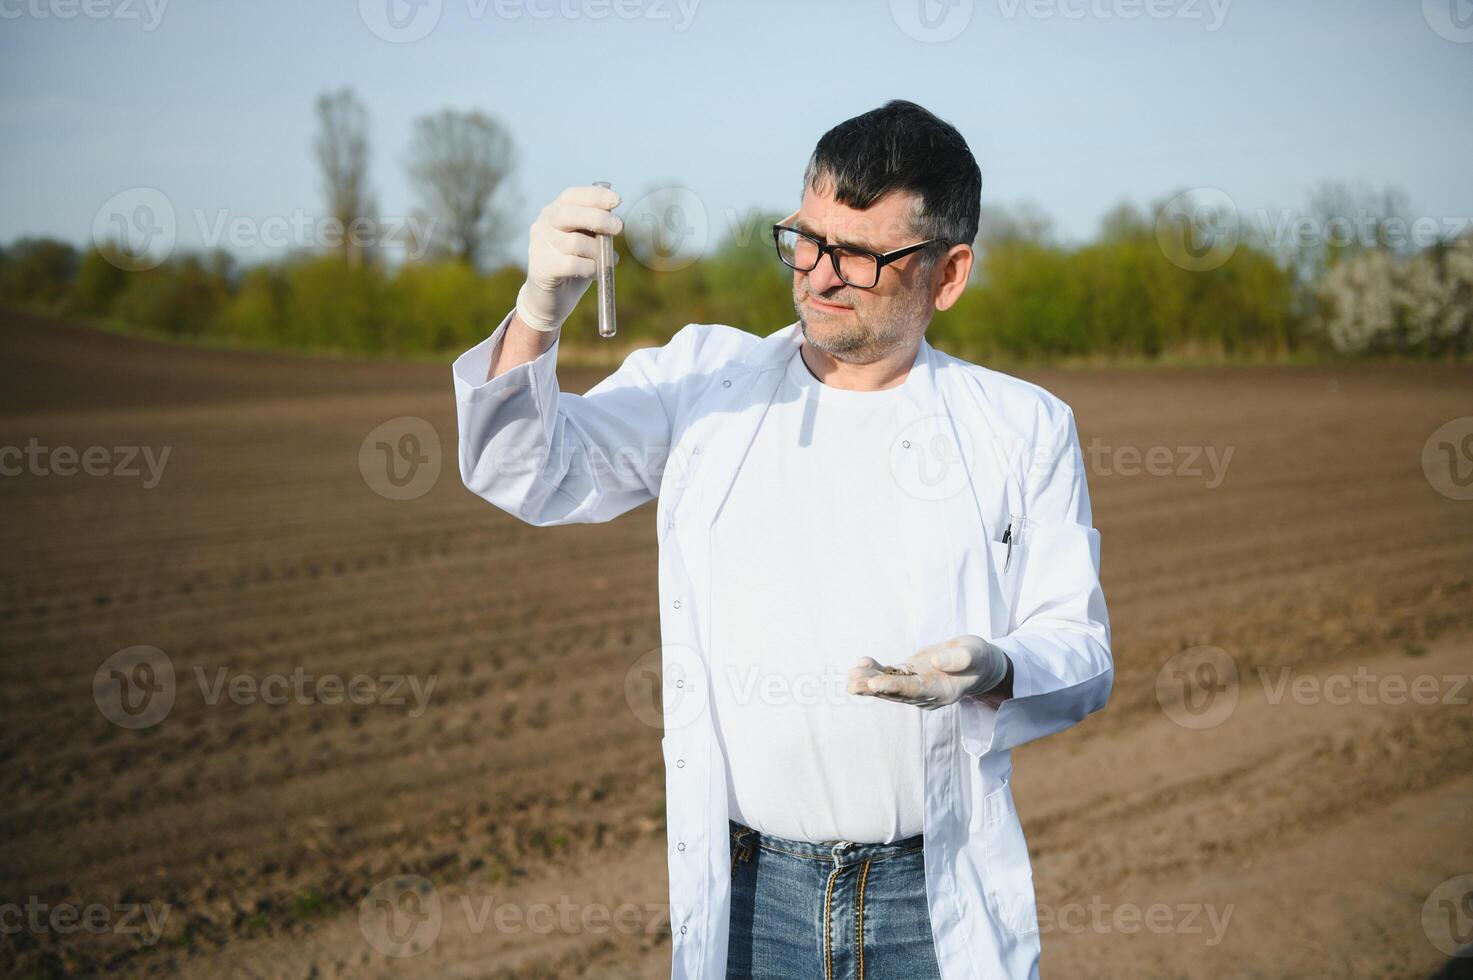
[452,100,1112,980]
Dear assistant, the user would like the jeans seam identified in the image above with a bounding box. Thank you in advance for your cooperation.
[823,864,840,980]
[856,858,871,980]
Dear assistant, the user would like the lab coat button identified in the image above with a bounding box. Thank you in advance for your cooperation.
[722,379,731,387]
[676,758,684,767]
[673,600,682,608]
[680,925,687,935]
[677,841,685,851]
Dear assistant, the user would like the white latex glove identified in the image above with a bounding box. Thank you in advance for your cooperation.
[515,184,623,332]
[847,635,1010,710]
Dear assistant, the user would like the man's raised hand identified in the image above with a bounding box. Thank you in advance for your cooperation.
[515,185,623,333]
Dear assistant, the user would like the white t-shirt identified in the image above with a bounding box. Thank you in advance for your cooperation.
[709,343,926,844]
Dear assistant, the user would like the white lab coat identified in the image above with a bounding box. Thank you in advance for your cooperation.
[452,309,1113,980]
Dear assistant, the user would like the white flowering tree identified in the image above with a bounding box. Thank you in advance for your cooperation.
[1317,242,1473,356]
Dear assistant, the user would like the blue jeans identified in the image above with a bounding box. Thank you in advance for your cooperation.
[726,818,943,979]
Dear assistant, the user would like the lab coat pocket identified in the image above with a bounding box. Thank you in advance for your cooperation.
[988,538,1011,579]
[989,516,1025,627]
[982,780,1040,937]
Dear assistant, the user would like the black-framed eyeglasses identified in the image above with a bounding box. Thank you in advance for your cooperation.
[771,218,944,289]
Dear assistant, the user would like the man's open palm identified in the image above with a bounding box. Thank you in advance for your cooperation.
[847,635,1009,709]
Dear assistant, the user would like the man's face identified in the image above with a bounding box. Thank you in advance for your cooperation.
[788,181,937,363]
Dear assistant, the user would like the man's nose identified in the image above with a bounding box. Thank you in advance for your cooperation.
[806,253,843,294]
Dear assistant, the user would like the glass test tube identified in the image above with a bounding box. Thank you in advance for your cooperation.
[593,180,617,338]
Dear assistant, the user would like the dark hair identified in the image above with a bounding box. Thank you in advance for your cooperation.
[802,100,981,254]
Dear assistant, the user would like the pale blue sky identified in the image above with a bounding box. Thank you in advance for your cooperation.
[2,0,1470,265]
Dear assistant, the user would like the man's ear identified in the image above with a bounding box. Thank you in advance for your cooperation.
[933,244,974,312]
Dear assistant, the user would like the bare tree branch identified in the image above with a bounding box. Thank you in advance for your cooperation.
[405,109,515,269]
[314,88,376,267]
